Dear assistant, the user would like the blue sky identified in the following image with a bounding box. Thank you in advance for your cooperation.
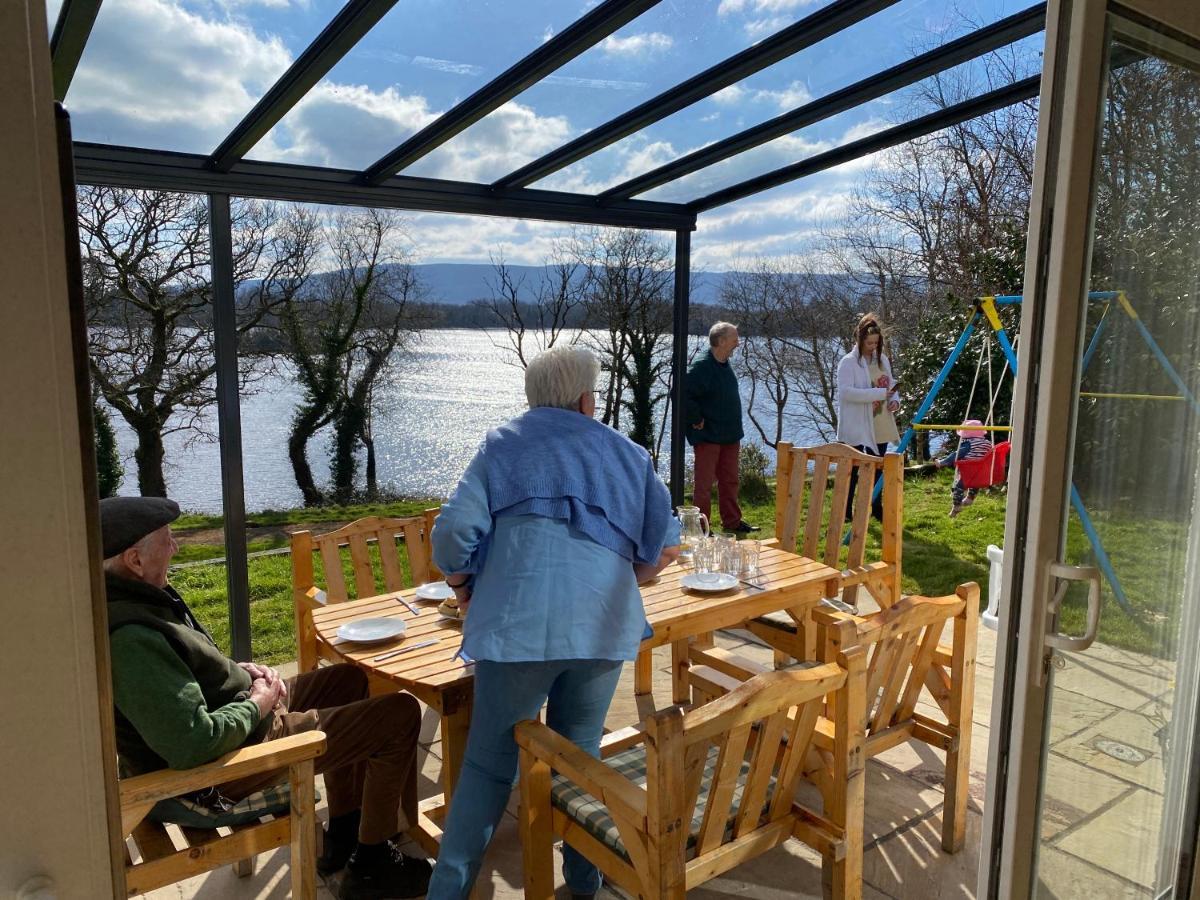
[53,0,1040,269]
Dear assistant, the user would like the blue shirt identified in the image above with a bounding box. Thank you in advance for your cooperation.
[432,452,681,663]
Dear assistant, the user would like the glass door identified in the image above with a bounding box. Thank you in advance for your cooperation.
[983,3,1200,898]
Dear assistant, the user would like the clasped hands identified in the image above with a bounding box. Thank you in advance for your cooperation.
[240,662,288,719]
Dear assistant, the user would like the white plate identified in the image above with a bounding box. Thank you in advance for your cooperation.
[680,572,739,593]
[415,581,455,601]
[337,617,407,644]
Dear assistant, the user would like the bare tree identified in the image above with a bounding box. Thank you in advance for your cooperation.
[275,208,419,506]
[722,258,856,445]
[483,245,584,368]
[80,187,309,496]
[573,228,674,458]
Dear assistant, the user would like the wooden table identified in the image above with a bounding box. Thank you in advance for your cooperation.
[310,545,839,855]
[311,593,471,857]
[638,545,841,707]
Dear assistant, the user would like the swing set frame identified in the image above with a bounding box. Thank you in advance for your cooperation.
[884,290,1200,616]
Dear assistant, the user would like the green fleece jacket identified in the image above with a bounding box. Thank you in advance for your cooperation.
[106,573,266,776]
[684,349,745,446]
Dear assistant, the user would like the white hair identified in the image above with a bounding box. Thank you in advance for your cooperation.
[708,321,738,346]
[525,345,601,410]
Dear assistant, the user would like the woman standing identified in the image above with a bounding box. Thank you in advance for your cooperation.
[426,345,680,900]
[836,313,900,519]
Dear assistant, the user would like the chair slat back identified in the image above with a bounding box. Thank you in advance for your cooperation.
[647,664,850,861]
[820,594,964,737]
[304,515,435,603]
[774,441,902,605]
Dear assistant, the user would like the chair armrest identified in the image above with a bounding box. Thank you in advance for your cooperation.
[119,731,327,810]
[515,720,647,827]
[600,724,648,758]
[809,606,860,629]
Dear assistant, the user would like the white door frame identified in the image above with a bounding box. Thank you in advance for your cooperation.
[981,1,1200,896]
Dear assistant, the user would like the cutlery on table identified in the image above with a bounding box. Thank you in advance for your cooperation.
[396,596,421,616]
[374,638,439,662]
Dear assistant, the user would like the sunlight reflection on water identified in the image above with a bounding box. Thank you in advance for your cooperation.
[107,330,813,513]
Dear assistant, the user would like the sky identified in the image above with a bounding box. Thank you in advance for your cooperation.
[52,0,1040,270]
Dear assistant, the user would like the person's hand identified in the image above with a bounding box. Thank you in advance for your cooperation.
[239,662,288,703]
[887,399,900,413]
[692,418,705,430]
[875,374,890,388]
[249,677,284,720]
[450,583,472,616]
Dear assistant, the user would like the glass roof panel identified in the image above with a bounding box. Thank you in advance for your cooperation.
[637,29,1042,205]
[60,0,338,152]
[407,0,791,183]
[246,0,594,174]
[535,0,1038,196]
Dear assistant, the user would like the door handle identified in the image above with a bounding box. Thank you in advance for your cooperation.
[1033,562,1102,687]
[1045,562,1103,652]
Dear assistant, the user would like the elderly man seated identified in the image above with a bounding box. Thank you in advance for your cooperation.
[101,495,432,899]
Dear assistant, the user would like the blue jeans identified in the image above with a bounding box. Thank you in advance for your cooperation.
[426,658,624,899]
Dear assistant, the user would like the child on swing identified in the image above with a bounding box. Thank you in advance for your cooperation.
[936,419,994,517]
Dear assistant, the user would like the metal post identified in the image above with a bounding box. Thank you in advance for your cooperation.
[208,193,252,661]
[670,229,691,508]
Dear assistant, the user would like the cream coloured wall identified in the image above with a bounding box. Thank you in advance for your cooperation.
[0,2,121,897]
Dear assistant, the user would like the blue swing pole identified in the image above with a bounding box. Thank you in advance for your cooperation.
[1080,302,1111,373]
[1117,292,1200,417]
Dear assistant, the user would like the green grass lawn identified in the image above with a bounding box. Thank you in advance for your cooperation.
[171,473,1183,665]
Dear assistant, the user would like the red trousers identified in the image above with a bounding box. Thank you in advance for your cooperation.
[693,441,742,529]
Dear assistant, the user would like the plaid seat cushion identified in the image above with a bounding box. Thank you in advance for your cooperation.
[149,782,318,829]
[550,743,775,862]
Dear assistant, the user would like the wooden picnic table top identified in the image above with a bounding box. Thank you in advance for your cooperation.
[310,545,840,696]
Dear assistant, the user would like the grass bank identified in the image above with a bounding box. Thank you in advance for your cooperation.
[170,472,1178,665]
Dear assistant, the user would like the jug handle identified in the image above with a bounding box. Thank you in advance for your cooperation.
[700,513,709,537]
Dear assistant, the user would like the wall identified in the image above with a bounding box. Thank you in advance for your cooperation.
[0,2,121,897]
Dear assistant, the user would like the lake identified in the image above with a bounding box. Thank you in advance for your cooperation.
[105,329,823,513]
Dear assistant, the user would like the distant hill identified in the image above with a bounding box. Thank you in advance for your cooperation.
[410,263,750,306]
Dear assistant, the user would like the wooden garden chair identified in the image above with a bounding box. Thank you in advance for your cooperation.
[751,442,903,665]
[811,585,979,851]
[291,510,440,673]
[120,731,326,898]
[692,584,979,854]
[516,654,868,900]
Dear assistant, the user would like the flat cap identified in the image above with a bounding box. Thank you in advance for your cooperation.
[100,496,181,559]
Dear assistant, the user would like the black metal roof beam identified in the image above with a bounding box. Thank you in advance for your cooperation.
[208,0,399,173]
[688,74,1040,213]
[601,3,1045,202]
[361,0,663,185]
[72,143,696,231]
[492,0,900,190]
[50,0,103,102]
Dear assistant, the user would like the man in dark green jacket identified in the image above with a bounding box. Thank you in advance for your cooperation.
[684,322,758,533]
[100,496,431,899]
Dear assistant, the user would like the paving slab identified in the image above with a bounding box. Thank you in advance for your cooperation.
[1054,788,1165,890]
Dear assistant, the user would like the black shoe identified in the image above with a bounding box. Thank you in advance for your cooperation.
[338,845,432,899]
[571,894,596,900]
[730,521,760,534]
[317,828,356,876]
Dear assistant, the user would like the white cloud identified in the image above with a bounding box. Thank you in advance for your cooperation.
[744,16,792,39]
[718,0,819,15]
[754,80,812,110]
[66,0,292,152]
[711,85,748,105]
[599,32,674,57]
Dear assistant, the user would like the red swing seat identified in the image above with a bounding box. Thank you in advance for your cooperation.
[957,440,1011,489]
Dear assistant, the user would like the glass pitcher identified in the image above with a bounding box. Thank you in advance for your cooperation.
[676,505,710,565]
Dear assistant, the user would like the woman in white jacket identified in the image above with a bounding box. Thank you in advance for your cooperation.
[836,313,900,520]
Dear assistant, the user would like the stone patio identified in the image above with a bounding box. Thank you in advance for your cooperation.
[141,605,1174,899]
